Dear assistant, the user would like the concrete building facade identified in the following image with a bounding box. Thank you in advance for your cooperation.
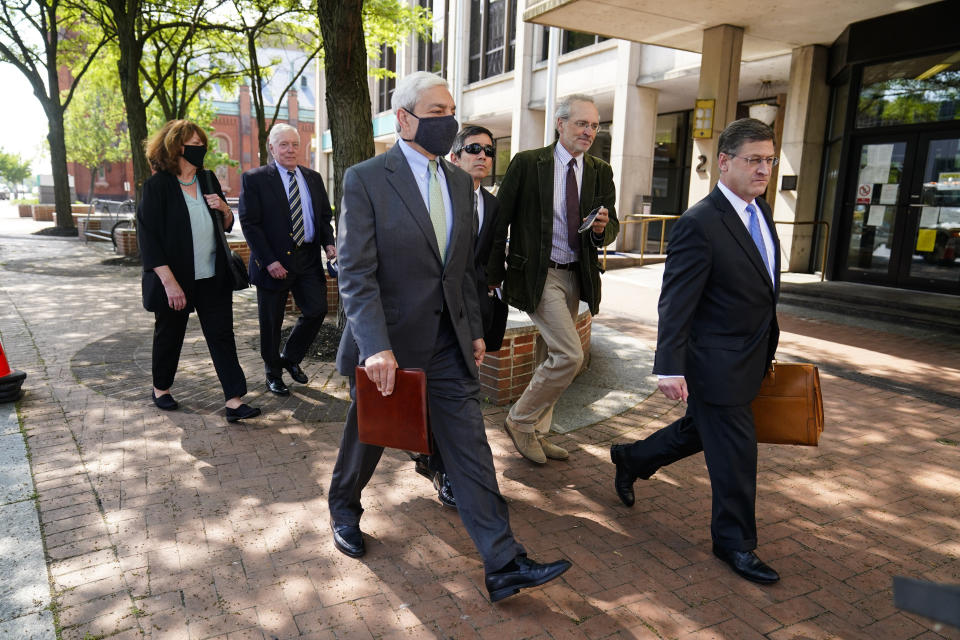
[315,0,960,297]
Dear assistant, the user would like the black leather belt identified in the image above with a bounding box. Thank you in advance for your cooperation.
[548,260,577,270]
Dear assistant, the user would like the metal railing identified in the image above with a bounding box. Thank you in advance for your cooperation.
[772,220,830,281]
[602,214,680,270]
[84,199,136,247]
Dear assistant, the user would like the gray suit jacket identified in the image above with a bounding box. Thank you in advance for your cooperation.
[335,144,483,377]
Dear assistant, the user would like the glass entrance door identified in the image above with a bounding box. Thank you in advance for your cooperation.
[900,136,960,288]
[840,135,960,293]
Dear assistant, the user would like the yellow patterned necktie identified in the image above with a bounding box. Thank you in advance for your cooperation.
[428,159,447,262]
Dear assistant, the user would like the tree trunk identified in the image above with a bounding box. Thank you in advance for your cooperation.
[43,98,75,229]
[88,166,97,203]
[110,2,152,205]
[317,0,375,214]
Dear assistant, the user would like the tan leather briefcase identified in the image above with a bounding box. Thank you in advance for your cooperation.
[751,362,824,446]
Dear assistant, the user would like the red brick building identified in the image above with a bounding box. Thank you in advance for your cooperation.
[69,86,315,202]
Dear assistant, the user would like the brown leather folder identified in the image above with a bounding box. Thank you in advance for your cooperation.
[751,362,824,446]
[355,367,431,454]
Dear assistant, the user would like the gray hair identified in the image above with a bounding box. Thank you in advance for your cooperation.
[555,94,595,123]
[268,123,300,146]
[392,71,450,133]
[717,118,775,157]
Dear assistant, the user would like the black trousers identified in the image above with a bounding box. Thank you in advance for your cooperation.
[256,243,328,375]
[328,311,524,572]
[152,276,247,401]
[622,395,758,551]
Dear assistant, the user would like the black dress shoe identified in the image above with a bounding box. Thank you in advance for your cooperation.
[485,555,572,603]
[610,444,636,507]
[281,357,308,384]
[331,522,365,558]
[225,404,261,423]
[712,545,780,584]
[433,473,457,509]
[152,391,178,411]
[411,454,433,480]
[266,376,289,396]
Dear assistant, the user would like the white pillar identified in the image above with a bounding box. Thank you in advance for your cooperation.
[610,42,657,251]
[509,19,542,156]
[774,45,830,273]
[543,27,561,147]
[687,24,743,207]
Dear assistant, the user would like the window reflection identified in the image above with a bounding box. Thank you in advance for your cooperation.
[856,50,960,128]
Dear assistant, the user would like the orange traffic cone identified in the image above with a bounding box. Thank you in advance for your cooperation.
[0,338,27,403]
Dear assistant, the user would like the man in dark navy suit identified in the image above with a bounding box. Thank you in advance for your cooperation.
[610,118,782,585]
[238,123,336,395]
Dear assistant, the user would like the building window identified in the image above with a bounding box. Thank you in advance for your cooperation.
[856,50,960,129]
[468,0,517,83]
[376,44,396,114]
[417,0,446,76]
[652,111,693,216]
[539,28,608,61]
[97,165,106,180]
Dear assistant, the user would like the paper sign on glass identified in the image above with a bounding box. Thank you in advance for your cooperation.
[879,184,899,205]
[920,207,940,228]
[916,229,937,252]
[866,206,887,227]
[578,206,603,233]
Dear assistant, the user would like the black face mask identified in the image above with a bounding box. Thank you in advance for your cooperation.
[402,111,459,157]
[182,144,207,168]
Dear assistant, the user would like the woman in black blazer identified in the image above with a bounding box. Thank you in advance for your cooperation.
[137,120,259,423]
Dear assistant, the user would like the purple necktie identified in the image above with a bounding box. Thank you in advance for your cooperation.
[565,158,580,252]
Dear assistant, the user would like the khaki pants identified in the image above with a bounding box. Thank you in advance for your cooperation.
[506,268,583,434]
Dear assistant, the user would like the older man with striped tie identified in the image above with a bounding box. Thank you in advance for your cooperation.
[239,123,336,396]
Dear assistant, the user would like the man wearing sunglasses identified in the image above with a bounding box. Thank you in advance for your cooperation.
[487,94,619,465]
[610,118,782,585]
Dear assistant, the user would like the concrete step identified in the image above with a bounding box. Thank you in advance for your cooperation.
[779,281,960,335]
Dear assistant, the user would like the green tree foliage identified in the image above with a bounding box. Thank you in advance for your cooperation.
[0,0,108,227]
[63,53,130,201]
[80,0,231,203]
[0,148,33,197]
[212,0,321,165]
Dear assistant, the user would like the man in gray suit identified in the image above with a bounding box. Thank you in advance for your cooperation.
[327,72,570,603]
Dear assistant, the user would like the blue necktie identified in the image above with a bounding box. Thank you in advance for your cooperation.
[746,203,772,282]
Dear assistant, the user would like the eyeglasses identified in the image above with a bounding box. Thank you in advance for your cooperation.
[564,119,601,133]
[461,142,496,157]
[730,155,779,168]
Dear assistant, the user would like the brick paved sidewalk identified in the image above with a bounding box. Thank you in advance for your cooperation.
[1,212,958,639]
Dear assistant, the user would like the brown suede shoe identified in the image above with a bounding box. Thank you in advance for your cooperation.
[538,435,569,460]
[504,422,546,464]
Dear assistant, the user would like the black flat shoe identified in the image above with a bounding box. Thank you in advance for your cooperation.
[610,444,636,507]
[434,472,456,509]
[266,376,289,396]
[225,404,261,423]
[331,522,365,558]
[485,555,572,603]
[712,545,779,584]
[152,391,178,411]
[281,358,308,384]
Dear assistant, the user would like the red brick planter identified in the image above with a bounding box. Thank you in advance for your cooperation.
[32,204,55,221]
[115,228,139,257]
[18,204,32,218]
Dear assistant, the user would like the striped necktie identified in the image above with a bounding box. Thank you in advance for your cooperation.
[428,160,447,262]
[287,170,303,246]
[746,203,772,282]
